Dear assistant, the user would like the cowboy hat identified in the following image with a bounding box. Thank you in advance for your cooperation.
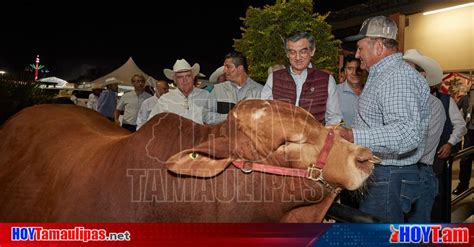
[104,77,123,86]
[91,82,103,90]
[163,59,200,80]
[403,49,443,87]
[209,66,224,84]
[55,89,73,98]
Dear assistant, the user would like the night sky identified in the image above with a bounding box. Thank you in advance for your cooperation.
[0,1,362,81]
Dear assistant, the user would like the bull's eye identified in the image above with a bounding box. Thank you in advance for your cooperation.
[189,152,199,160]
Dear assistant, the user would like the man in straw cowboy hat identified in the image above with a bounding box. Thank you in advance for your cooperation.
[148,59,209,124]
[336,16,431,222]
[97,77,121,121]
[204,51,262,124]
[403,49,466,222]
[198,65,225,93]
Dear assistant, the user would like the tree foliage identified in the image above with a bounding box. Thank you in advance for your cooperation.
[235,0,341,82]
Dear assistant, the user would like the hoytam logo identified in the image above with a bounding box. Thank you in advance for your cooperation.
[390,224,469,244]
[11,226,131,242]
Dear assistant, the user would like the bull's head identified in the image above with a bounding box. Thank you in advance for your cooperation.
[166,100,375,192]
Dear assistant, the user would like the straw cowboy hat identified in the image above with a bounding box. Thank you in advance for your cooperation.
[163,59,200,80]
[403,49,443,87]
[91,82,103,90]
[104,77,123,86]
[209,66,224,84]
[55,89,73,98]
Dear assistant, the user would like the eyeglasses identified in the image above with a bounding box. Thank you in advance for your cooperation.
[287,48,312,59]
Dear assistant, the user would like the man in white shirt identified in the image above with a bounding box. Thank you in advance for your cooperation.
[148,59,209,124]
[86,84,103,111]
[204,51,262,124]
[261,31,342,125]
[115,74,152,132]
[136,80,169,130]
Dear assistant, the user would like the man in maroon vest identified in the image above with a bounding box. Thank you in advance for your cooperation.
[261,31,342,125]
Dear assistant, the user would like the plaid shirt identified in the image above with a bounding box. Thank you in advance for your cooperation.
[353,53,430,166]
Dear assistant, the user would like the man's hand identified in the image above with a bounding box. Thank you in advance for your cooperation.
[437,143,452,159]
[329,126,354,143]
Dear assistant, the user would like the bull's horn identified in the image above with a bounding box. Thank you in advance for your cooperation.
[368,155,382,164]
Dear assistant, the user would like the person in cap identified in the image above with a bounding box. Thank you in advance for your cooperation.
[87,83,103,111]
[404,49,467,221]
[260,30,342,125]
[136,79,169,130]
[336,16,431,222]
[97,77,121,121]
[204,51,262,124]
[115,74,152,132]
[148,59,209,124]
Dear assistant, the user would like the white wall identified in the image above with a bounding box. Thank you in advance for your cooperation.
[404,5,473,72]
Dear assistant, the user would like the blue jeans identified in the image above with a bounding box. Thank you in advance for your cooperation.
[359,164,421,223]
[406,165,438,223]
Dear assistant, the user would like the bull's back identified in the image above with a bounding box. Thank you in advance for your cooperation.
[0,104,129,221]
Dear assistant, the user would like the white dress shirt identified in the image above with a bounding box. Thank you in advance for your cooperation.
[136,95,160,130]
[148,88,209,124]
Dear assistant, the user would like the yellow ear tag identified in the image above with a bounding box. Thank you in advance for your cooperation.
[189,152,198,160]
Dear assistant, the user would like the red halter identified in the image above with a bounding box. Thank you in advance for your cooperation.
[231,129,340,193]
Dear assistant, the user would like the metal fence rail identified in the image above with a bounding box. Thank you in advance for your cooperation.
[326,146,474,223]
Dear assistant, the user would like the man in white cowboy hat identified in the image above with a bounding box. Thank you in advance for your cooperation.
[404,49,467,222]
[97,77,121,121]
[136,79,169,130]
[209,66,225,85]
[148,59,209,124]
[204,51,262,124]
[87,83,103,111]
[336,16,431,222]
[115,74,152,132]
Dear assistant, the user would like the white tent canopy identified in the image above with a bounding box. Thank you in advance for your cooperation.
[89,57,156,88]
[38,76,70,88]
[38,77,76,89]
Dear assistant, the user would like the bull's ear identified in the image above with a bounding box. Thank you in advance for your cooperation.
[165,137,232,178]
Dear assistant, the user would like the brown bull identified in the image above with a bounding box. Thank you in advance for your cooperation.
[0,100,374,222]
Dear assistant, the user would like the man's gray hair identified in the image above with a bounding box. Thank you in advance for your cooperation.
[368,37,399,51]
[284,31,316,52]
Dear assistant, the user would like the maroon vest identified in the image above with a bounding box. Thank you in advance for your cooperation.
[272,68,329,123]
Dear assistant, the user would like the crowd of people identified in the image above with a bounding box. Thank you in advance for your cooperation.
[82,15,472,223]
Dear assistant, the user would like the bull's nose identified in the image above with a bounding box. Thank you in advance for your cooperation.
[355,148,375,174]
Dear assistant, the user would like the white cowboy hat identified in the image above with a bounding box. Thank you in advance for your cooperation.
[104,77,123,86]
[163,59,200,80]
[209,66,224,84]
[403,49,443,87]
